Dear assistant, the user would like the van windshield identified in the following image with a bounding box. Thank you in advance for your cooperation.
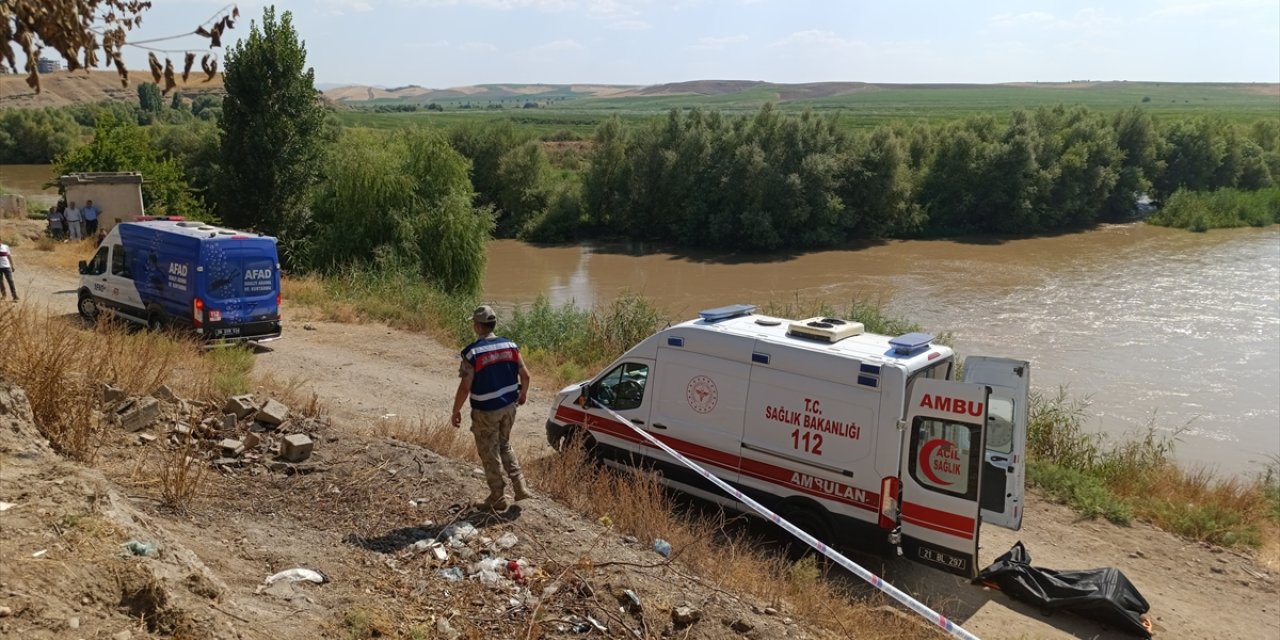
[204,257,276,300]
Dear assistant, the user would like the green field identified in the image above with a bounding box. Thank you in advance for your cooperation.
[334,81,1280,133]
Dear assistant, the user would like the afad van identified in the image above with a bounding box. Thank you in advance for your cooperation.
[77,218,282,343]
[546,304,1029,578]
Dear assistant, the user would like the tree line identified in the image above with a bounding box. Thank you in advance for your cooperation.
[7,5,1277,297]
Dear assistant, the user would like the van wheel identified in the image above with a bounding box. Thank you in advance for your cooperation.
[77,292,98,320]
[147,311,164,332]
[777,504,834,561]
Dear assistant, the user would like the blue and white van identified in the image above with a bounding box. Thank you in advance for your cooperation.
[77,218,282,343]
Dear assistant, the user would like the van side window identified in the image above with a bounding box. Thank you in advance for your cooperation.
[907,418,981,501]
[110,244,131,278]
[590,362,650,411]
[86,246,109,276]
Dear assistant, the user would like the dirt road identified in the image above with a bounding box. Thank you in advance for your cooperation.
[4,222,1277,640]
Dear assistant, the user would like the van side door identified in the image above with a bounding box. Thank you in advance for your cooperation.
[964,356,1031,530]
[106,243,144,317]
[645,345,749,486]
[898,378,988,578]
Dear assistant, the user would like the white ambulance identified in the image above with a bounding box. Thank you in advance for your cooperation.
[546,304,1029,578]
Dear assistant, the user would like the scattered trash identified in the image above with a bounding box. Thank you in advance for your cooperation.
[120,540,157,557]
[441,521,478,546]
[0,501,17,512]
[32,549,47,558]
[586,616,608,633]
[619,588,642,615]
[598,515,613,527]
[652,538,672,557]
[507,559,527,585]
[438,567,464,581]
[495,531,519,550]
[263,568,328,586]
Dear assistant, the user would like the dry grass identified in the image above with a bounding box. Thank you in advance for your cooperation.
[393,422,931,639]
[150,432,209,512]
[372,415,478,463]
[0,305,209,461]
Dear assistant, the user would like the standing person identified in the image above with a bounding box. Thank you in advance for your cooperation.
[47,205,64,239]
[0,240,16,302]
[451,305,533,511]
[82,199,99,236]
[64,201,82,241]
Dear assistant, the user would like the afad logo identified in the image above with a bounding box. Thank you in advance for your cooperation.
[919,394,984,418]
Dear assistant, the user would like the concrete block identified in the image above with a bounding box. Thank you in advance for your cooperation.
[222,413,238,430]
[223,395,257,419]
[219,438,245,457]
[151,384,180,404]
[102,383,126,404]
[280,434,313,462]
[137,433,157,445]
[255,399,289,426]
[115,397,161,433]
[243,432,261,450]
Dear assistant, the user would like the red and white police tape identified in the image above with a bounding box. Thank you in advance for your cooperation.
[596,404,981,640]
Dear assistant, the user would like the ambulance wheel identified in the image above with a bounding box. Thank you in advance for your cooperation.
[778,503,834,561]
[77,292,99,320]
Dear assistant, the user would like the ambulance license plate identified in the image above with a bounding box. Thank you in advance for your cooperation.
[213,328,241,337]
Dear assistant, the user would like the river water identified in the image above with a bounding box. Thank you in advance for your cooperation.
[5,164,1277,472]
[484,226,1280,474]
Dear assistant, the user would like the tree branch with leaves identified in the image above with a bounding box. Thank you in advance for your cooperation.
[0,0,238,93]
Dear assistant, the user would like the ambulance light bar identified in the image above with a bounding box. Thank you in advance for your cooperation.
[698,304,757,322]
[889,332,934,355]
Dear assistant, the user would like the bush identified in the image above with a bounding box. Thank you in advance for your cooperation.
[1147,187,1280,230]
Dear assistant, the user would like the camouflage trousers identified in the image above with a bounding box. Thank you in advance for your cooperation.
[470,403,524,499]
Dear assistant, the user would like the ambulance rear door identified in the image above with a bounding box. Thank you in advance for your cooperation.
[898,378,988,578]
[964,356,1030,530]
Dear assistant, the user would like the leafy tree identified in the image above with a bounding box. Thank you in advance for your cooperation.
[54,115,207,218]
[0,108,82,163]
[170,91,186,111]
[216,6,325,262]
[496,141,554,237]
[448,120,525,230]
[309,129,492,293]
[1102,107,1162,218]
[1153,118,1231,201]
[137,82,163,113]
[150,122,220,204]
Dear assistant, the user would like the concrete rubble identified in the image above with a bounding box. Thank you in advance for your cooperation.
[99,386,329,475]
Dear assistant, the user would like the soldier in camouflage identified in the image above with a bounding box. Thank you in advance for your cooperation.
[451,305,533,511]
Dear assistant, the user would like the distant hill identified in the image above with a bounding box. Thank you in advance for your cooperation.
[324,83,637,104]
[0,70,226,109]
[4,73,1276,117]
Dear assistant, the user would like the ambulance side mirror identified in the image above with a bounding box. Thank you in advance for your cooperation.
[77,260,87,275]
[578,388,599,409]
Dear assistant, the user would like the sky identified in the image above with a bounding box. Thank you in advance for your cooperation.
[111,0,1280,88]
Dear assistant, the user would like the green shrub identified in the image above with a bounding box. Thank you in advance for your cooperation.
[1027,461,1132,524]
[1148,187,1280,230]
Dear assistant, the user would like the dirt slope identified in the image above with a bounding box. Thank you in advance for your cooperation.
[0,70,225,109]
[2,218,1277,640]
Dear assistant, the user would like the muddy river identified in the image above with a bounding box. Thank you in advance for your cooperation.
[484,227,1280,474]
[5,164,1277,472]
